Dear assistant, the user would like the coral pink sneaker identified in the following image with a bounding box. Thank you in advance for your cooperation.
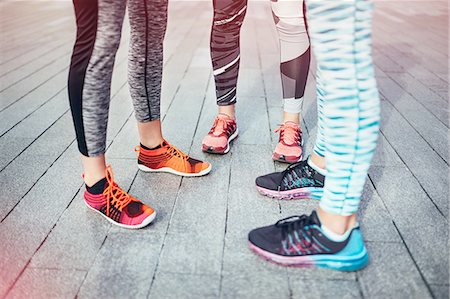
[202,113,238,154]
[84,165,156,229]
[272,121,303,163]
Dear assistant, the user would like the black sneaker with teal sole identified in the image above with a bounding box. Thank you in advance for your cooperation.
[248,211,369,271]
[256,159,324,200]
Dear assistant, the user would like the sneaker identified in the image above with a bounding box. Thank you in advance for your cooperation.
[202,113,238,154]
[136,140,211,177]
[84,165,156,229]
[272,121,303,163]
[255,159,324,200]
[248,211,369,271]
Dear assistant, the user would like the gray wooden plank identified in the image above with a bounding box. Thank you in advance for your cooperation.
[0,144,81,298]
[221,144,291,298]
[149,272,220,299]
[383,71,448,126]
[6,268,86,299]
[429,284,450,299]
[358,242,432,298]
[378,76,449,164]
[290,279,362,299]
[369,166,448,285]
[379,99,449,218]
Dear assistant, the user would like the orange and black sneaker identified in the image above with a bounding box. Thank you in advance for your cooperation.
[84,165,156,229]
[135,140,212,177]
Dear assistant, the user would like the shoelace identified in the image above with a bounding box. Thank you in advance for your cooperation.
[102,165,132,217]
[280,160,309,182]
[276,214,315,249]
[210,114,233,136]
[166,143,190,161]
[275,123,301,145]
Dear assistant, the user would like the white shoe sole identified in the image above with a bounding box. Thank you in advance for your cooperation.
[138,162,212,177]
[84,200,156,229]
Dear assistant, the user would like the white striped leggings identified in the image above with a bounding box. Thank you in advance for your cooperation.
[308,0,381,215]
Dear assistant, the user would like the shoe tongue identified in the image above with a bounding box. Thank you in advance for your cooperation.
[284,121,299,129]
[217,113,232,120]
[309,211,321,226]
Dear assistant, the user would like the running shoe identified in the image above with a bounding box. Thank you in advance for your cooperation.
[272,121,303,163]
[202,113,238,154]
[84,165,156,229]
[248,211,369,271]
[136,140,211,177]
[255,159,324,200]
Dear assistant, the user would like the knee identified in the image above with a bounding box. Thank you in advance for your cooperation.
[213,3,247,32]
[271,3,309,45]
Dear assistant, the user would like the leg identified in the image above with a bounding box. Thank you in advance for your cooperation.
[128,0,168,148]
[201,0,246,154]
[129,0,211,177]
[68,0,126,184]
[271,0,311,163]
[210,0,248,110]
[68,0,156,229]
[249,0,379,271]
[307,0,380,221]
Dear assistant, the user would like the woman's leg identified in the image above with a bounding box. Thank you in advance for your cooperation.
[68,0,126,183]
[68,0,156,229]
[128,0,168,149]
[249,0,379,271]
[201,0,247,154]
[129,0,211,177]
[308,0,380,222]
[271,0,311,163]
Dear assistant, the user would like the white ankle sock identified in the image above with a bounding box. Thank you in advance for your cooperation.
[307,157,326,176]
[320,224,351,242]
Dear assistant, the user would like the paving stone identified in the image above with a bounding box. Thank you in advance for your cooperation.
[0,136,34,170]
[150,272,220,299]
[30,158,136,270]
[379,99,449,217]
[378,76,449,163]
[359,242,432,298]
[0,144,81,298]
[77,232,161,299]
[290,279,362,299]
[0,153,57,221]
[370,166,448,285]
[6,268,86,299]
[429,284,449,299]
[386,71,448,125]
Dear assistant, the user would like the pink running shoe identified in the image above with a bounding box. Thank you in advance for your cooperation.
[84,165,156,229]
[272,121,303,163]
[202,113,238,154]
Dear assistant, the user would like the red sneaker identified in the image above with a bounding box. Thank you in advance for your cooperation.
[84,165,156,229]
[272,121,303,163]
[202,113,238,154]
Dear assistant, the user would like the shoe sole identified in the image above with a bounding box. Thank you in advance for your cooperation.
[256,186,323,200]
[272,139,304,163]
[84,200,156,229]
[248,241,369,271]
[202,129,239,155]
[272,154,303,164]
[138,163,212,177]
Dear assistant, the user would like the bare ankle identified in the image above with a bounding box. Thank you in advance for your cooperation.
[218,104,236,119]
[81,154,107,187]
[310,152,326,170]
[317,207,357,235]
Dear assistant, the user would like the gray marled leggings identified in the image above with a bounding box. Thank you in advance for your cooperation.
[68,0,168,157]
